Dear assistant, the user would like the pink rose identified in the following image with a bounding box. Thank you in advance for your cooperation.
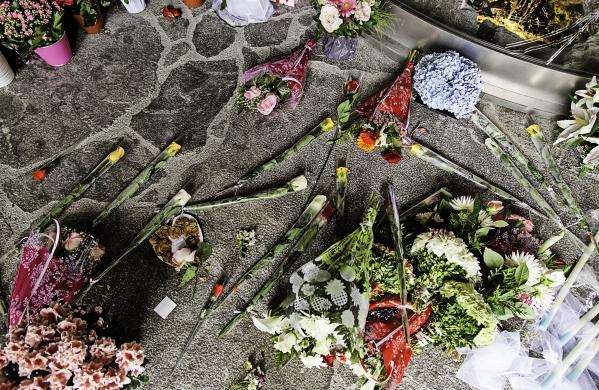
[507,214,534,233]
[171,248,196,271]
[256,93,278,115]
[64,232,83,252]
[244,86,261,100]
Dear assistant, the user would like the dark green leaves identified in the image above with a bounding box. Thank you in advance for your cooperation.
[483,247,504,269]
[196,242,213,265]
[514,262,530,286]
[179,266,197,287]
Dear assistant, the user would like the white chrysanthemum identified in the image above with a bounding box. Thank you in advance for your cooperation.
[325,279,345,296]
[300,316,338,340]
[544,270,566,288]
[252,315,288,335]
[506,251,546,286]
[477,210,494,228]
[449,196,475,212]
[341,309,355,328]
[273,332,297,353]
[531,284,555,314]
[412,231,481,278]
[300,354,327,368]
[415,212,434,224]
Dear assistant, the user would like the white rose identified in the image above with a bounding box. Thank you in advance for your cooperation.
[274,332,297,354]
[252,315,288,335]
[354,1,371,22]
[319,5,343,33]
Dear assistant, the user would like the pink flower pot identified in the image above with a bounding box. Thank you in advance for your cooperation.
[34,33,73,67]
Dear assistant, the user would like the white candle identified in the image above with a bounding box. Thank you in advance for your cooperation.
[540,231,599,331]
[0,52,14,88]
[542,321,599,388]
[559,303,599,346]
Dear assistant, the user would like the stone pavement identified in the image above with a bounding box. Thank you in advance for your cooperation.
[0,1,597,389]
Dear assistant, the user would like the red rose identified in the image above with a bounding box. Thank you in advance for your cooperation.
[345,79,360,94]
[382,149,402,164]
[32,169,47,182]
[323,354,335,367]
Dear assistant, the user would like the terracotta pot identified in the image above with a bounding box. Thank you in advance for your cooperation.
[183,0,205,9]
[73,13,105,34]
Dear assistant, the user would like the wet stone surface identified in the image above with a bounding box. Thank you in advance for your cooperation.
[0,1,597,390]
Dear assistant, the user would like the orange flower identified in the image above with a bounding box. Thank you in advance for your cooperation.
[32,169,47,182]
[356,131,379,152]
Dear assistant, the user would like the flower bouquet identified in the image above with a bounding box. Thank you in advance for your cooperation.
[553,76,599,176]
[253,188,568,389]
[9,222,105,328]
[343,50,417,164]
[236,40,315,115]
[310,0,390,60]
[0,303,146,388]
[149,213,212,285]
[0,0,73,66]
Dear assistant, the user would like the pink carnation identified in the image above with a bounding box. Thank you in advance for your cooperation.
[337,0,356,17]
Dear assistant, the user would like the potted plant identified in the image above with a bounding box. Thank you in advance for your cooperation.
[71,0,110,34]
[0,51,14,87]
[0,0,73,67]
[121,0,146,13]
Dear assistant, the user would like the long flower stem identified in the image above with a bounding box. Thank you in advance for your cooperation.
[184,175,308,214]
[540,230,599,331]
[33,146,125,232]
[93,142,181,227]
[75,189,192,303]
[335,162,349,218]
[218,202,336,338]
[216,118,335,197]
[211,195,327,314]
[408,143,545,219]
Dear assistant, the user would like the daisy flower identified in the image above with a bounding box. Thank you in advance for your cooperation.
[449,196,475,212]
[530,284,555,314]
[506,251,546,286]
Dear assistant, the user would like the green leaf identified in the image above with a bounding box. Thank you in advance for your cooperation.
[538,230,565,254]
[492,220,509,228]
[196,242,213,263]
[495,307,513,321]
[475,227,491,237]
[514,262,529,286]
[179,266,198,287]
[483,247,504,269]
[336,99,351,124]
[470,196,483,225]
[514,302,536,320]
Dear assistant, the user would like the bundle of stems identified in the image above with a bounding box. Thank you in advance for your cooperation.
[408,143,543,218]
[76,188,192,302]
[184,175,308,214]
[218,201,336,337]
[542,320,599,388]
[216,118,335,197]
[211,195,328,314]
[93,142,181,227]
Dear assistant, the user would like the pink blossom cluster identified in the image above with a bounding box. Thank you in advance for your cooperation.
[243,86,278,115]
[315,0,374,34]
[0,0,62,43]
[0,304,145,389]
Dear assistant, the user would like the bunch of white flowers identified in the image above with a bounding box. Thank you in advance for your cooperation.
[411,230,482,279]
[316,0,376,34]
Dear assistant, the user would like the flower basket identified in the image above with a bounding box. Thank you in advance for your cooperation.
[34,33,73,67]
[0,52,14,88]
[149,213,204,271]
[121,0,146,13]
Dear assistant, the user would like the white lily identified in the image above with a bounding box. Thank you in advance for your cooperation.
[582,137,599,165]
[575,76,599,109]
[554,104,598,145]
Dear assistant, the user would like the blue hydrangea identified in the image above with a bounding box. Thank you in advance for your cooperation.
[413,51,483,119]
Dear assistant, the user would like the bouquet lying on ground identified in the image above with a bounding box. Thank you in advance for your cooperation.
[0,0,65,58]
[236,40,315,115]
[310,0,388,37]
[252,189,567,389]
[553,76,599,176]
[2,221,147,389]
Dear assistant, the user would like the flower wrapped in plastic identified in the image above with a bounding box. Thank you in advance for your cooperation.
[0,303,146,388]
[344,50,417,164]
[212,0,274,27]
[9,222,105,328]
[236,40,316,115]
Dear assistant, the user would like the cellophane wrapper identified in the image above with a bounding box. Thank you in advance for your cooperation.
[9,224,103,327]
[241,39,316,110]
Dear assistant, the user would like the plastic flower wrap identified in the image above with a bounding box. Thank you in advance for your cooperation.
[0,303,146,388]
[553,77,599,175]
[9,222,105,328]
[237,40,315,114]
[212,0,274,27]
[345,51,417,164]
[413,51,483,119]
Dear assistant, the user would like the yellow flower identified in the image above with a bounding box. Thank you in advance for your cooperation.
[410,143,423,156]
[108,147,125,163]
[166,142,182,156]
[336,166,349,178]
[322,117,335,132]
[526,124,541,136]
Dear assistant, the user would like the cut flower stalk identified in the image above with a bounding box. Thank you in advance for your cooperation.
[76,189,192,302]
[217,119,334,197]
[92,141,181,227]
[211,195,327,314]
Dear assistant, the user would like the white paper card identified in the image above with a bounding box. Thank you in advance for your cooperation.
[154,296,177,319]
